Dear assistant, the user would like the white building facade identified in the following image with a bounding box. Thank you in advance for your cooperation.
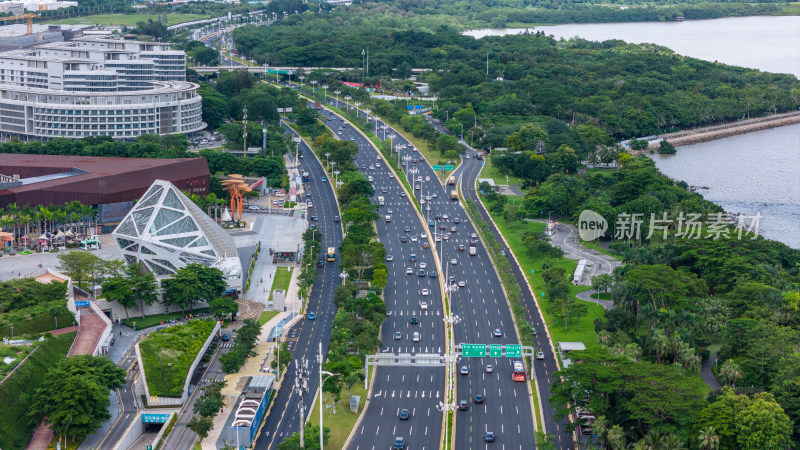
[0,37,204,140]
[112,180,243,293]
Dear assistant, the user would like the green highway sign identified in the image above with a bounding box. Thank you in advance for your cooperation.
[444,165,454,170]
[432,165,443,171]
[489,345,502,357]
[462,344,486,357]
[505,345,522,358]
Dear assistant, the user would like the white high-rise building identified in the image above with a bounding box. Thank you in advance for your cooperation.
[0,37,204,140]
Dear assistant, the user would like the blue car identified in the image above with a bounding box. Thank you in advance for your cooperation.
[308,313,315,320]
[429,220,435,227]
[321,176,327,182]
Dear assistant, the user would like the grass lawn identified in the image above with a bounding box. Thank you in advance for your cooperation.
[45,13,209,26]
[139,320,216,398]
[268,267,294,303]
[479,154,525,186]
[309,382,367,449]
[121,308,209,330]
[580,238,619,258]
[489,211,604,350]
[590,292,612,300]
[258,310,280,327]
[47,437,80,450]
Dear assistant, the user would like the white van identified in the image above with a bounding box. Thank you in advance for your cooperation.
[413,332,420,342]
[378,196,385,206]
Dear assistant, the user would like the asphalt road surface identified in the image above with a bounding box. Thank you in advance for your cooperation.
[317,106,447,450]
[252,123,343,449]
[326,98,539,449]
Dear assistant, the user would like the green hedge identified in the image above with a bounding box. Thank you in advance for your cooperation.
[139,320,216,397]
[0,306,75,338]
[0,332,75,450]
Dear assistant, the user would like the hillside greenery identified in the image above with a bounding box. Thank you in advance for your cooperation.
[0,332,75,450]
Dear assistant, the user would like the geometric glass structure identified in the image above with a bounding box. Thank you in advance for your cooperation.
[113,180,242,292]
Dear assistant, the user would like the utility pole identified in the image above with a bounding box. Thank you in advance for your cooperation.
[242,106,248,156]
[486,51,489,75]
[294,356,310,447]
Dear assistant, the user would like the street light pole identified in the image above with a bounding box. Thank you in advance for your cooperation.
[318,342,340,450]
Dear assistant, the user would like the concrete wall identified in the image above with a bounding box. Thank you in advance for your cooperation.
[111,412,145,450]
[89,300,113,356]
[135,321,221,406]
[94,298,211,323]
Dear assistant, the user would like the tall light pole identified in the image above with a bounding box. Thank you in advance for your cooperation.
[322,84,329,102]
[318,342,340,450]
[334,90,341,106]
[344,95,351,112]
[324,152,330,168]
[333,169,340,187]
[298,75,305,87]
[339,271,349,285]
[310,80,318,93]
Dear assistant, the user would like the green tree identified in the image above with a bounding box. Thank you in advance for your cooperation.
[592,274,614,294]
[208,296,239,320]
[658,139,676,154]
[187,415,214,440]
[162,264,227,312]
[697,427,720,450]
[736,393,793,450]
[57,251,103,288]
[535,431,557,450]
[28,355,126,442]
[101,276,136,319]
[277,423,329,450]
[192,45,220,66]
[126,262,158,317]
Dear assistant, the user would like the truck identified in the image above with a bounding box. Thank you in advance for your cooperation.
[448,175,455,185]
[385,215,392,222]
[378,196,385,206]
[450,190,458,201]
[314,101,321,109]
[469,242,477,256]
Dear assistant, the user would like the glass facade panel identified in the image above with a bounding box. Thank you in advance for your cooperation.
[150,208,184,232]
[152,216,198,236]
[163,189,185,210]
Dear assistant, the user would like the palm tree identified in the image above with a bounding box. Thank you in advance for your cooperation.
[642,430,661,450]
[627,442,647,450]
[719,359,742,387]
[608,425,626,450]
[652,329,670,364]
[697,426,720,450]
[660,433,687,450]
[593,415,609,449]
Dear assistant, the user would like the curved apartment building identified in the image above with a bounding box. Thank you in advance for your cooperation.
[0,36,204,140]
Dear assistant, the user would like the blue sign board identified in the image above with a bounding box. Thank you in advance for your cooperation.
[143,413,170,424]
[407,105,413,110]
[75,300,90,307]
[415,105,423,109]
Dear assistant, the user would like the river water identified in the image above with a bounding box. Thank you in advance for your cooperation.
[465,16,800,248]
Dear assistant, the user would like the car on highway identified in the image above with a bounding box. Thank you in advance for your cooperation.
[429,271,437,278]
[321,176,327,182]
[471,233,478,239]
[493,329,502,337]
[394,437,404,449]
[399,409,409,420]
[432,193,437,198]
[485,364,493,373]
[421,232,427,239]
[443,214,449,220]
[451,226,457,233]
[410,316,418,325]
[459,244,465,252]
[221,334,230,341]
[420,302,428,310]
[485,432,495,442]
[449,275,455,283]
[361,164,366,169]
[317,260,325,267]
[458,400,468,411]
[248,205,259,211]
[410,254,416,262]
[386,255,394,262]
[404,225,411,232]
[310,215,318,221]
[429,220,435,227]
[407,267,413,275]
[334,216,340,222]
[394,332,402,340]
[420,199,426,205]
[411,235,418,242]
[443,234,450,240]
[450,259,457,265]
[474,394,483,404]
[389,173,395,178]
[388,208,393,214]
[413,332,420,342]
[454,217,461,224]
[460,365,469,375]
[308,313,315,320]
[369,165,374,170]
[537,351,545,360]
[421,288,429,296]
[400,236,408,243]
[400,192,406,197]
[415,185,420,190]
[307,202,313,208]
[419,262,427,269]
[423,242,429,249]
[435,235,441,242]
[458,281,466,287]
[439,224,447,230]
[418,269,426,277]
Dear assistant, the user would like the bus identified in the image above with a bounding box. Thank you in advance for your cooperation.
[326,247,336,262]
[512,360,526,382]
[302,171,310,183]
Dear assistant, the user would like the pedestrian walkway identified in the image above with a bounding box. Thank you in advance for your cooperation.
[575,290,614,310]
[532,220,621,285]
[701,353,721,390]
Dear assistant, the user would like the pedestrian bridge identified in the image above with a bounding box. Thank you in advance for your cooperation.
[190,66,431,75]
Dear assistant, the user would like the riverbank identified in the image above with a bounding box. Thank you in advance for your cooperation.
[634,110,800,152]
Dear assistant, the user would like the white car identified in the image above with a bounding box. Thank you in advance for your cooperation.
[420,232,427,239]
[369,165,375,170]
[421,289,429,296]
[450,259,457,265]
[435,236,441,242]
[406,267,413,275]
[458,281,466,287]
[419,262,427,269]
[421,199,426,205]
[420,302,428,310]
[376,162,381,167]
[411,235,418,242]
[307,202,313,208]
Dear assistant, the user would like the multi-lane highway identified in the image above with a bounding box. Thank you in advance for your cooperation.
[458,143,575,448]
[320,98,536,448]
[252,123,344,449]
[315,107,447,450]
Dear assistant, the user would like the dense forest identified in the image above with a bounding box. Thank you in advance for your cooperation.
[477,155,800,447]
[232,6,800,146]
